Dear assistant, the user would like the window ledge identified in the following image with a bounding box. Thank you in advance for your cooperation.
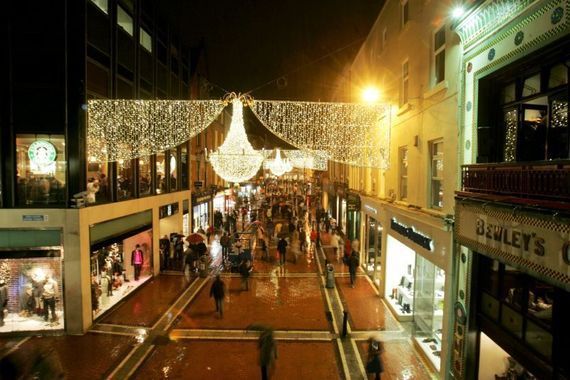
[423,80,448,100]
[397,103,412,116]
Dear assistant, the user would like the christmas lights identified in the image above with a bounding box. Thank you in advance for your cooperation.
[87,99,226,162]
[264,149,293,177]
[283,149,328,171]
[208,98,264,183]
[504,109,518,162]
[251,100,390,168]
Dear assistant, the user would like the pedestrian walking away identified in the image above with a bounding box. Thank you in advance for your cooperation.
[348,248,360,287]
[239,259,252,291]
[210,275,226,317]
[248,325,278,380]
[277,237,288,265]
[366,338,384,380]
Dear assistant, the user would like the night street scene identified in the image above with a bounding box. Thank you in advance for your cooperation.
[1,0,570,379]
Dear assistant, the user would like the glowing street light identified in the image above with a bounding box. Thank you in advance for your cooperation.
[362,86,380,103]
[452,6,465,18]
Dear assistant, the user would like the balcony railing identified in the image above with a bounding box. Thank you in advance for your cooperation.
[461,161,570,202]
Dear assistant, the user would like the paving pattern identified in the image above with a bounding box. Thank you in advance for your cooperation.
[0,208,435,380]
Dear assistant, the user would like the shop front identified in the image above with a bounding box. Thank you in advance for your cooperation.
[361,198,383,287]
[213,191,225,229]
[182,200,190,236]
[454,200,570,379]
[346,192,361,242]
[89,210,153,320]
[0,229,64,333]
[383,207,451,373]
[192,193,212,232]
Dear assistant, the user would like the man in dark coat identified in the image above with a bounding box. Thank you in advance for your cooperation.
[348,250,360,288]
[277,237,288,265]
[209,275,226,317]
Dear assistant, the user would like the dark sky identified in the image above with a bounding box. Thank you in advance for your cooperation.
[158,0,385,101]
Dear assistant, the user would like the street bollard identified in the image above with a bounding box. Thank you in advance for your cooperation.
[326,263,335,289]
[342,310,348,337]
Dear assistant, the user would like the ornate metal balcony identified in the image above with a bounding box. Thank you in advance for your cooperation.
[460,161,570,204]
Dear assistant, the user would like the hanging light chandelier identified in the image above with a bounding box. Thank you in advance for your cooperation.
[264,149,293,177]
[207,95,264,183]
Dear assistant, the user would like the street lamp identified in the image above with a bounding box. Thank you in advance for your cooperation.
[361,86,380,103]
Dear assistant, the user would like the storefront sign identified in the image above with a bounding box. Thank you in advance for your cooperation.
[364,205,378,215]
[391,218,433,251]
[194,180,203,188]
[192,193,212,205]
[456,203,570,287]
[347,193,361,212]
[22,215,48,222]
[159,202,179,219]
[28,140,57,174]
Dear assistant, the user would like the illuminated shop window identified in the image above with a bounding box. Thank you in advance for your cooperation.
[140,28,152,53]
[16,135,66,207]
[138,155,152,197]
[116,159,134,201]
[87,158,110,204]
[89,0,108,14]
[117,6,133,36]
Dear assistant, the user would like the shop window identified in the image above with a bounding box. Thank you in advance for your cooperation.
[169,148,178,192]
[156,152,166,194]
[501,265,526,311]
[116,159,134,201]
[501,82,516,104]
[433,26,445,85]
[401,0,409,28]
[401,61,409,106]
[522,73,541,98]
[549,63,568,89]
[429,139,443,209]
[139,28,152,53]
[548,92,569,160]
[479,257,500,297]
[117,6,133,36]
[399,146,408,200]
[0,250,64,332]
[180,143,189,190]
[16,135,66,207]
[518,105,548,161]
[526,278,553,327]
[89,0,108,14]
[138,156,152,197]
[87,160,110,204]
[525,320,553,360]
[503,108,518,162]
[501,304,524,339]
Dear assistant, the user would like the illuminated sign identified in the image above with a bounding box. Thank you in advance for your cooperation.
[391,218,434,251]
[28,140,57,174]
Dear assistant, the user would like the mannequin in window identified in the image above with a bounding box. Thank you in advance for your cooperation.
[100,271,112,307]
[42,275,58,323]
[131,244,144,281]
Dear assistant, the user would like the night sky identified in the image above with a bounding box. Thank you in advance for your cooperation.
[158,0,385,101]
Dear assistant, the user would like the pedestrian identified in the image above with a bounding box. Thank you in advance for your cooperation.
[366,338,384,380]
[330,231,341,263]
[159,234,170,271]
[183,246,194,276]
[220,232,230,261]
[209,275,226,317]
[0,279,7,327]
[277,236,288,265]
[256,326,277,380]
[299,229,306,253]
[310,227,317,251]
[260,238,268,261]
[239,259,252,291]
[348,247,360,288]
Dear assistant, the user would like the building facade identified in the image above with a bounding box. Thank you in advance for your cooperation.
[337,0,462,376]
[452,1,570,379]
[1,0,197,334]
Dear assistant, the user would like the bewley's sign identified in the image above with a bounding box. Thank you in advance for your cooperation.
[456,202,570,289]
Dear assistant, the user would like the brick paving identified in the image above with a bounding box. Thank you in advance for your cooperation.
[357,340,433,380]
[100,274,192,327]
[175,276,330,331]
[336,277,400,332]
[5,333,135,379]
[135,340,343,380]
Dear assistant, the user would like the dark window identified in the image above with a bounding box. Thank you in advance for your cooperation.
[138,156,152,197]
[116,159,134,201]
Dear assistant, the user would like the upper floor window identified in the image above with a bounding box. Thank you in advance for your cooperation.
[430,139,444,209]
[140,28,152,53]
[434,26,446,85]
[117,6,133,36]
[16,135,66,207]
[401,60,409,106]
[89,0,108,14]
[399,146,408,200]
[401,0,409,28]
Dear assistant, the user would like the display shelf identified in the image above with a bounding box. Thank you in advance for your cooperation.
[414,336,441,371]
[386,292,414,321]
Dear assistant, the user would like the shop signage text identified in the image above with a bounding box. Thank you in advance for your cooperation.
[391,218,433,251]
[22,214,48,222]
[347,193,361,212]
[364,205,377,214]
[475,219,545,257]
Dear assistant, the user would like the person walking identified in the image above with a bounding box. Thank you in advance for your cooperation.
[259,328,277,380]
[366,338,384,380]
[330,231,341,263]
[220,232,230,262]
[209,275,226,318]
[131,244,144,281]
[277,237,288,265]
[348,248,360,288]
[239,259,252,291]
[260,238,268,261]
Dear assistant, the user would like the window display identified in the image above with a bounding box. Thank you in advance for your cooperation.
[0,250,64,332]
[86,160,110,204]
[413,255,445,370]
[117,159,134,201]
[156,151,166,194]
[90,229,153,319]
[193,203,209,232]
[478,333,537,380]
[364,216,382,287]
[385,235,416,319]
[138,155,152,196]
[16,135,66,207]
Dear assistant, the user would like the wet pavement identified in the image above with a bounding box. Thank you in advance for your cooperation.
[0,205,434,379]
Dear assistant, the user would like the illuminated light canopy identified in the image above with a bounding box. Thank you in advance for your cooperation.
[283,149,328,171]
[87,99,226,162]
[264,149,293,177]
[252,100,390,168]
[208,97,264,183]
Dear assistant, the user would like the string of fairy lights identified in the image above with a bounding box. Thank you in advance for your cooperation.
[87,96,391,182]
